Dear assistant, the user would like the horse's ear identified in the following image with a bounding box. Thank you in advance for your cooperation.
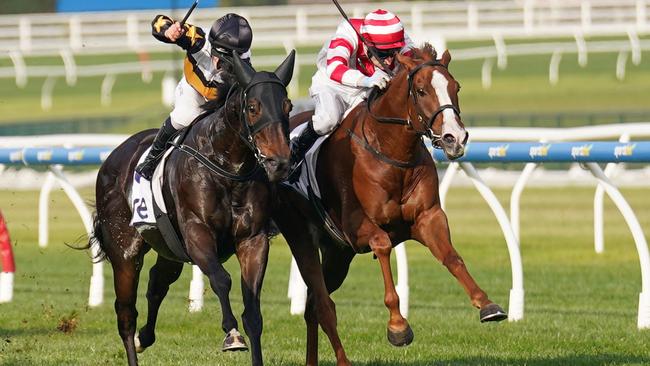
[274,49,296,87]
[396,52,417,71]
[441,49,452,67]
[233,51,255,86]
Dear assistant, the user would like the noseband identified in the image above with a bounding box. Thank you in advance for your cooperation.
[366,60,461,149]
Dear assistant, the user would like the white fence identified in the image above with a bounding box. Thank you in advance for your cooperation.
[1,0,648,54]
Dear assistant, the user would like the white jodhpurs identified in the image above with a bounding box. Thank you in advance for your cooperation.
[169,77,207,130]
[309,74,369,135]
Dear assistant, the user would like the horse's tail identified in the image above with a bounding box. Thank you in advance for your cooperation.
[88,212,109,263]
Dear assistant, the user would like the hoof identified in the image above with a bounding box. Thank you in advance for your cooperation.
[387,324,414,347]
[134,332,146,353]
[222,329,248,352]
[480,303,508,323]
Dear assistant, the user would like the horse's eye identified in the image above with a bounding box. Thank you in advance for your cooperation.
[416,88,426,96]
[247,104,256,113]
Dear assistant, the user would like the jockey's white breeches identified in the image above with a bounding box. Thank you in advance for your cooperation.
[309,71,369,135]
[169,77,207,130]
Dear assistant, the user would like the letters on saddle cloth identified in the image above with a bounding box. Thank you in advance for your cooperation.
[129,141,191,262]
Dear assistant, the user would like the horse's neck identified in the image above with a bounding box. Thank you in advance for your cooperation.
[360,78,422,161]
[190,101,255,171]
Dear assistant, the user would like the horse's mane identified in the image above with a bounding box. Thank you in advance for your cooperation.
[409,43,438,63]
[201,61,239,112]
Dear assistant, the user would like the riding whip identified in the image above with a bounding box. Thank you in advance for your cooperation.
[329,0,393,75]
[180,0,199,27]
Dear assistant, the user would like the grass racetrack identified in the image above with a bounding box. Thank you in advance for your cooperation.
[1,186,649,365]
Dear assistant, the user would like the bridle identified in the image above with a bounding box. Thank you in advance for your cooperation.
[173,78,288,181]
[365,60,461,149]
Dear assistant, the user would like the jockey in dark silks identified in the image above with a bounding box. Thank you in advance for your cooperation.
[136,13,253,180]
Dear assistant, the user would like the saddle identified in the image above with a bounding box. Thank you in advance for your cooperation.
[283,123,351,247]
[129,112,213,263]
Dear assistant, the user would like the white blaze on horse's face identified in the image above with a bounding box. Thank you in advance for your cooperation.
[431,70,467,150]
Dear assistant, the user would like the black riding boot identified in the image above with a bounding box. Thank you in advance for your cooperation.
[135,117,178,180]
[287,122,320,183]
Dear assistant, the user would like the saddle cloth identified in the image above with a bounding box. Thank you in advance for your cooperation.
[129,144,175,227]
[286,123,329,199]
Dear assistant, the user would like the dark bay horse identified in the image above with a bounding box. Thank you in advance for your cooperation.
[91,52,295,366]
[272,45,507,365]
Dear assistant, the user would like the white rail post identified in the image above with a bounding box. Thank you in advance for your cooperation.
[69,16,83,51]
[49,165,103,307]
[41,77,57,111]
[481,58,494,89]
[101,74,116,107]
[580,1,592,31]
[574,33,588,67]
[127,14,140,49]
[188,265,204,312]
[467,2,479,33]
[549,50,562,85]
[439,162,459,211]
[296,8,307,42]
[585,163,650,329]
[8,51,27,88]
[288,257,307,315]
[637,0,647,29]
[594,134,630,253]
[616,51,628,81]
[60,49,77,86]
[510,162,538,243]
[628,30,642,65]
[394,242,409,318]
[493,33,507,70]
[19,17,32,53]
[411,4,423,36]
[459,162,524,321]
[38,171,57,248]
[523,0,534,34]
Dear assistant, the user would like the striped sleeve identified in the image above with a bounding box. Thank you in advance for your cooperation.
[325,21,366,87]
[151,14,206,53]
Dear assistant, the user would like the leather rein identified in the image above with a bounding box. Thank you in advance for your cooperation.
[172,78,287,181]
[348,60,461,168]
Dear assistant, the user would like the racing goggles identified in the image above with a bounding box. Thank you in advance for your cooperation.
[370,47,401,60]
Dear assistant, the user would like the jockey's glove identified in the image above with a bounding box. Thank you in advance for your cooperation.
[357,69,390,89]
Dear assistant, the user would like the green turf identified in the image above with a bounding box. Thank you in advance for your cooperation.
[0,186,649,365]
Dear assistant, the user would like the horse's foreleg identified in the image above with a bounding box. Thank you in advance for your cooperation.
[363,221,413,347]
[412,206,507,322]
[186,223,241,348]
[135,255,183,352]
[236,234,269,366]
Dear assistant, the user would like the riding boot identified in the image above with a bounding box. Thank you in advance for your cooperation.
[135,117,178,180]
[287,121,320,183]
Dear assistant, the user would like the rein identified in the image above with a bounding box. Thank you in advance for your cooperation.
[348,60,460,168]
[172,78,286,181]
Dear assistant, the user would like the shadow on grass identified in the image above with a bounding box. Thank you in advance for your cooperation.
[317,354,650,366]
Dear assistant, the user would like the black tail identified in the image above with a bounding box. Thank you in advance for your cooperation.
[88,212,109,262]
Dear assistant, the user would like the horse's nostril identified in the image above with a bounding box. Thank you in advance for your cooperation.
[443,134,456,145]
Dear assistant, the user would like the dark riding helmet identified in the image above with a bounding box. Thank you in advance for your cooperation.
[209,13,253,58]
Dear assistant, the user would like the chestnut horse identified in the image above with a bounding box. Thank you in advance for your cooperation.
[272,45,507,365]
[91,52,295,366]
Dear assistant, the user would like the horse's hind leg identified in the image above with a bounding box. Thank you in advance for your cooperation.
[102,226,146,366]
[135,255,184,352]
[412,206,507,322]
[302,243,355,364]
[279,228,350,366]
[236,233,270,366]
